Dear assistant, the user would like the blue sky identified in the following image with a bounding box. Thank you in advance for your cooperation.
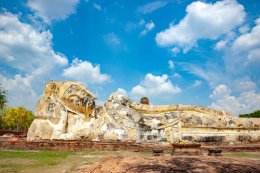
[0,0,259,116]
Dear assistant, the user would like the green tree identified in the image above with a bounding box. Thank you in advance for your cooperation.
[0,108,5,129]
[0,84,7,109]
[239,110,260,118]
[1,106,35,131]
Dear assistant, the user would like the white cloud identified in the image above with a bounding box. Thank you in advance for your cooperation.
[230,18,260,68]
[0,12,110,110]
[235,80,256,92]
[125,19,145,33]
[191,80,202,88]
[27,0,80,23]
[137,1,169,14]
[247,48,260,65]
[140,21,155,36]
[168,60,174,69]
[181,63,221,85]
[173,73,181,78]
[215,17,260,81]
[209,84,231,100]
[156,0,245,52]
[130,73,181,100]
[209,84,260,115]
[115,88,128,96]
[214,31,237,50]
[0,74,39,110]
[0,13,68,69]
[239,25,249,34]
[183,62,260,115]
[210,95,243,115]
[93,2,101,11]
[215,40,228,50]
[0,12,69,110]
[239,90,260,112]
[170,47,180,55]
[126,19,155,36]
[103,32,127,51]
[146,21,155,30]
[160,4,259,115]
[232,20,260,53]
[185,17,260,83]
[104,32,121,45]
[62,58,110,84]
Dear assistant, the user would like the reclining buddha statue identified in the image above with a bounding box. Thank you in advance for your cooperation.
[27,81,260,143]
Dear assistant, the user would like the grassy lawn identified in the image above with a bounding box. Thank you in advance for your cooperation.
[0,150,151,173]
[224,152,260,159]
[2,149,259,173]
[0,150,73,173]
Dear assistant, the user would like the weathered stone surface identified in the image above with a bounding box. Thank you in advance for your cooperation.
[27,81,260,143]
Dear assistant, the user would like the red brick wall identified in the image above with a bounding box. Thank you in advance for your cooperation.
[0,139,259,152]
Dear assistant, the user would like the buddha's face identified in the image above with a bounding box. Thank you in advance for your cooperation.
[42,82,95,121]
[62,84,95,116]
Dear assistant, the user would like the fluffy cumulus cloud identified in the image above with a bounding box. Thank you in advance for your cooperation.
[187,18,260,115]
[0,12,110,110]
[209,84,260,115]
[62,58,110,84]
[0,13,68,68]
[230,18,260,68]
[215,18,260,87]
[209,18,260,115]
[239,25,250,34]
[0,12,68,109]
[115,88,128,96]
[209,84,231,100]
[156,0,245,52]
[0,74,39,111]
[184,21,260,87]
[27,0,80,23]
[130,74,181,100]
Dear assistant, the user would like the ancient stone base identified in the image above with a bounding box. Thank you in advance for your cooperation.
[1,139,260,152]
[171,149,203,155]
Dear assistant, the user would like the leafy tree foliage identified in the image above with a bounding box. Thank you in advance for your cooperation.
[0,106,35,131]
[0,85,7,109]
[239,110,260,118]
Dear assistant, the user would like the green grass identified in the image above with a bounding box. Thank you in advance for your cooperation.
[0,150,73,173]
[0,149,152,173]
[1,149,259,173]
[0,163,22,172]
[224,152,260,159]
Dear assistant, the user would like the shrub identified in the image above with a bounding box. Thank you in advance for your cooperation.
[0,106,35,131]
[239,110,260,118]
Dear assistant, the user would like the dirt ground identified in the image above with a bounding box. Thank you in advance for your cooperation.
[1,150,259,173]
[83,155,260,173]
